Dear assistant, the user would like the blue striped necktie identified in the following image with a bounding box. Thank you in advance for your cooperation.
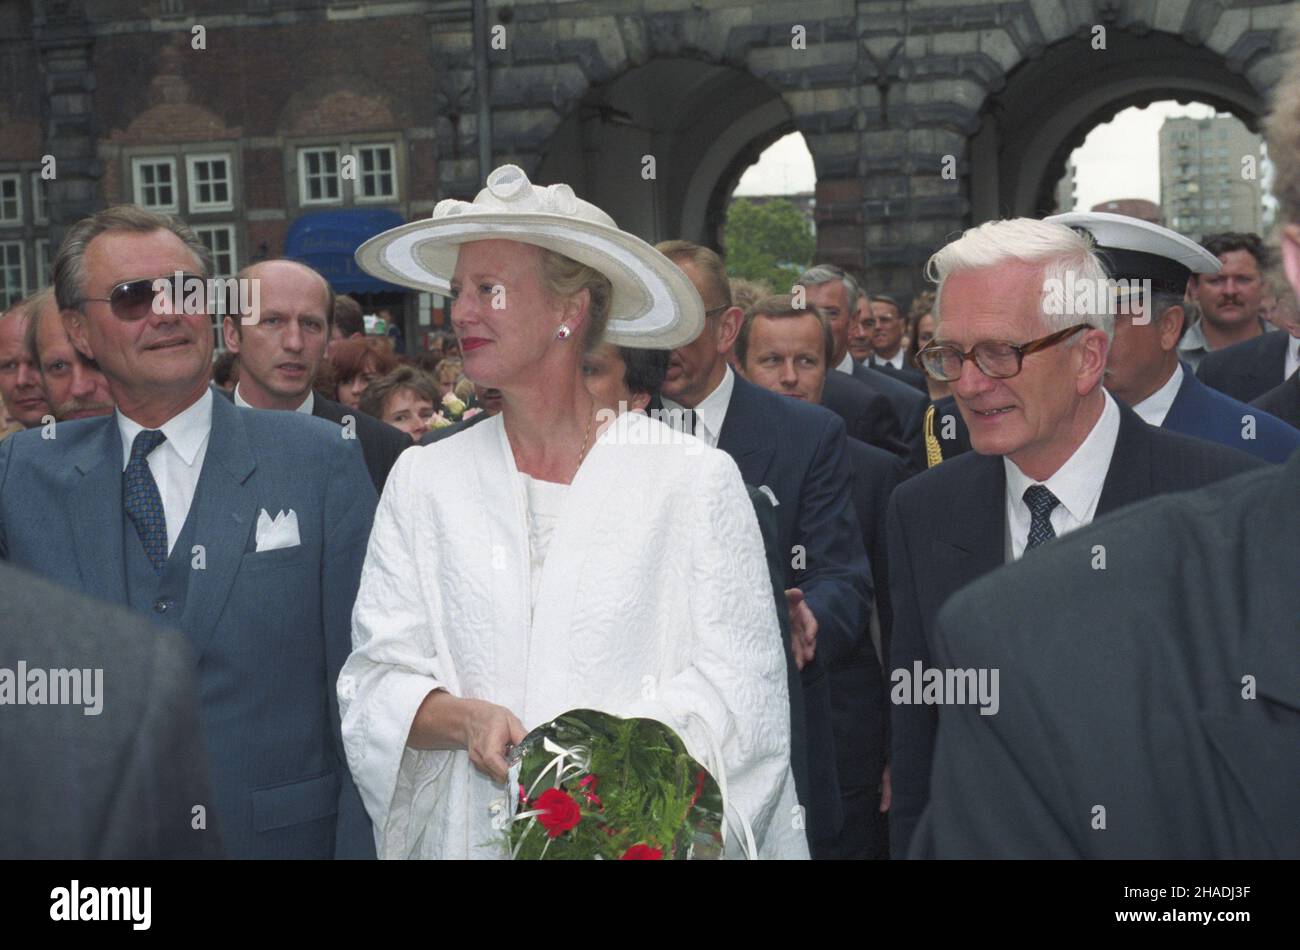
[124,429,168,573]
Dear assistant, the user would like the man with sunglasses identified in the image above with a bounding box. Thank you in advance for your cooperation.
[0,205,377,860]
[887,218,1262,858]
[22,287,115,422]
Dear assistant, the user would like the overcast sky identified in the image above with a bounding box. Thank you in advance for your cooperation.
[732,100,1254,211]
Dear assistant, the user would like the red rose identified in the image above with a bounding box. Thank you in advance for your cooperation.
[620,843,664,860]
[535,788,582,838]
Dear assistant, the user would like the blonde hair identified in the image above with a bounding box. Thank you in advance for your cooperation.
[656,240,731,310]
[536,248,612,351]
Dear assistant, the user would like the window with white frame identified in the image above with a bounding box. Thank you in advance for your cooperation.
[0,175,22,225]
[0,242,25,308]
[298,148,341,204]
[34,239,51,287]
[30,173,49,225]
[355,144,397,201]
[132,158,179,212]
[195,225,237,277]
[187,154,233,212]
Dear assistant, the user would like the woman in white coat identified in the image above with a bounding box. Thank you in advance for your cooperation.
[339,165,807,859]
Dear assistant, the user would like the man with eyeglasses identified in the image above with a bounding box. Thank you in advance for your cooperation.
[0,205,378,860]
[887,217,1261,858]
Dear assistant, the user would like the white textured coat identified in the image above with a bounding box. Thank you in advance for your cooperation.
[339,410,807,859]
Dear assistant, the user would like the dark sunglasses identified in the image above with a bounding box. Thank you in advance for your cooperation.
[78,273,205,321]
[916,323,1093,382]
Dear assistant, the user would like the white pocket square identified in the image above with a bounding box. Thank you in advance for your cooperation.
[255,508,301,552]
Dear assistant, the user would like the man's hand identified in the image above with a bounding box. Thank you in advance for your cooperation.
[785,587,818,670]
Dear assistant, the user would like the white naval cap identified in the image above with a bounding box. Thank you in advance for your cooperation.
[1045,211,1221,292]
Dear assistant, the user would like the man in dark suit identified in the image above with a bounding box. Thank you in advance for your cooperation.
[0,206,377,859]
[1197,325,1299,403]
[657,240,871,857]
[820,370,911,466]
[736,293,906,859]
[867,295,928,391]
[798,265,929,469]
[1252,370,1300,428]
[1046,211,1300,463]
[888,217,1262,856]
[0,561,224,859]
[912,449,1300,858]
[222,259,411,492]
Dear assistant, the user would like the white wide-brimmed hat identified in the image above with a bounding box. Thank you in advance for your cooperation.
[354,164,704,349]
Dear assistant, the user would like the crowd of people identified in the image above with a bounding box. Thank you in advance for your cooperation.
[3,29,1299,865]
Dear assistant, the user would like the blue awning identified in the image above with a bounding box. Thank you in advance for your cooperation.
[284,209,408,294]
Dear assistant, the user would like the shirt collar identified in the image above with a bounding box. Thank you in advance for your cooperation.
[233,381,314,414]
[873,350,905,370]
[117,386,214,469]
[1178,318,1209,356]
[1003,390,1122,524]
[1130,362,1183,427]
[835,351,856,374]
[660,364,734,444]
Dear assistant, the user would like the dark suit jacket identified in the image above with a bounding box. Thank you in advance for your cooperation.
[0,394,378,859]
[746,483,809,815]
[912,451,1300,858]
[868,359,928,393]
[418,409,492,445]
[831,438,906,799]
[886,400,1262,855]
[0,561,224,858]
[1195,329,1291,404]
[312,394,412,492]
[851,361,928,471]
[1162,363,1300,463]
[216,386,411,494]
[1252,369,1300,429]
[926,395,972,464]
[716,373,871,843]
[821,370,909,463]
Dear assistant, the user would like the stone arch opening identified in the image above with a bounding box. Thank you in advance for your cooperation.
[535,56,801,249]
[970,28,1266,222]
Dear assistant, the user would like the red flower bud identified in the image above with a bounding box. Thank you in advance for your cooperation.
[535,787,582,838]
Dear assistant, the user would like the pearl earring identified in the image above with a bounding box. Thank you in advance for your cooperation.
[556,324,572,341]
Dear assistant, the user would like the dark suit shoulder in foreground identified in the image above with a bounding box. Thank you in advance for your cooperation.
[912,452,1300,858]
[1252,370,1300,430]
[313,394,412,492]
[0,561,223,858]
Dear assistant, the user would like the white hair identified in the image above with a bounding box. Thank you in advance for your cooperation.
[925,218,1114,342]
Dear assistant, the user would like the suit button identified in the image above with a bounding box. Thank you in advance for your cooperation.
[153,598,174,613]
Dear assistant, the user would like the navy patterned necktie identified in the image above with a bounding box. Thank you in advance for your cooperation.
[124,429,169,573]
[1023,484,1060,552]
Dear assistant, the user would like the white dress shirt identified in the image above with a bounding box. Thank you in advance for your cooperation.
[1285,334,1300,382]
[1004,390,1121,562]
[872,350,906,370]
[117,387,214,556]
[234,382,314,415]
[1131,362,1183,427]
[835,352,857,375]
[660,364,735,448]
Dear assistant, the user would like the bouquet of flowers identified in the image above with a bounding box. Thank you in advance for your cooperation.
[503,708,724,860]
[428,391,484,429]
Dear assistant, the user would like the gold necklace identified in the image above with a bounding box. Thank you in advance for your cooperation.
[572,396,595,483]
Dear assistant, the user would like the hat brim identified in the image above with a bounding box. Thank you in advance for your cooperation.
[354,213,705,349]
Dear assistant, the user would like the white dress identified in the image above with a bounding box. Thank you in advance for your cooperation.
[338,410,808,859]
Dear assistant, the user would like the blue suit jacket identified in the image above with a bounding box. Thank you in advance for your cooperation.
[1163,364,1300,463]
[716,373,871,845]
[0,393,377,859]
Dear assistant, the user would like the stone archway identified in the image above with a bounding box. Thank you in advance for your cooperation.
[534,57,799,248]
[971,28,1268,222]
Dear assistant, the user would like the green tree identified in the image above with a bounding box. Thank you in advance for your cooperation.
[723,198,816,295]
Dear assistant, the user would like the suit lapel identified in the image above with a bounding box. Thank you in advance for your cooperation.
[1097,403,1153,514]
[936,454,1006,581]
[71,420,129,607]
[716,375,776,486]
[1160,368,1199,433]
[179,395,260,660]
